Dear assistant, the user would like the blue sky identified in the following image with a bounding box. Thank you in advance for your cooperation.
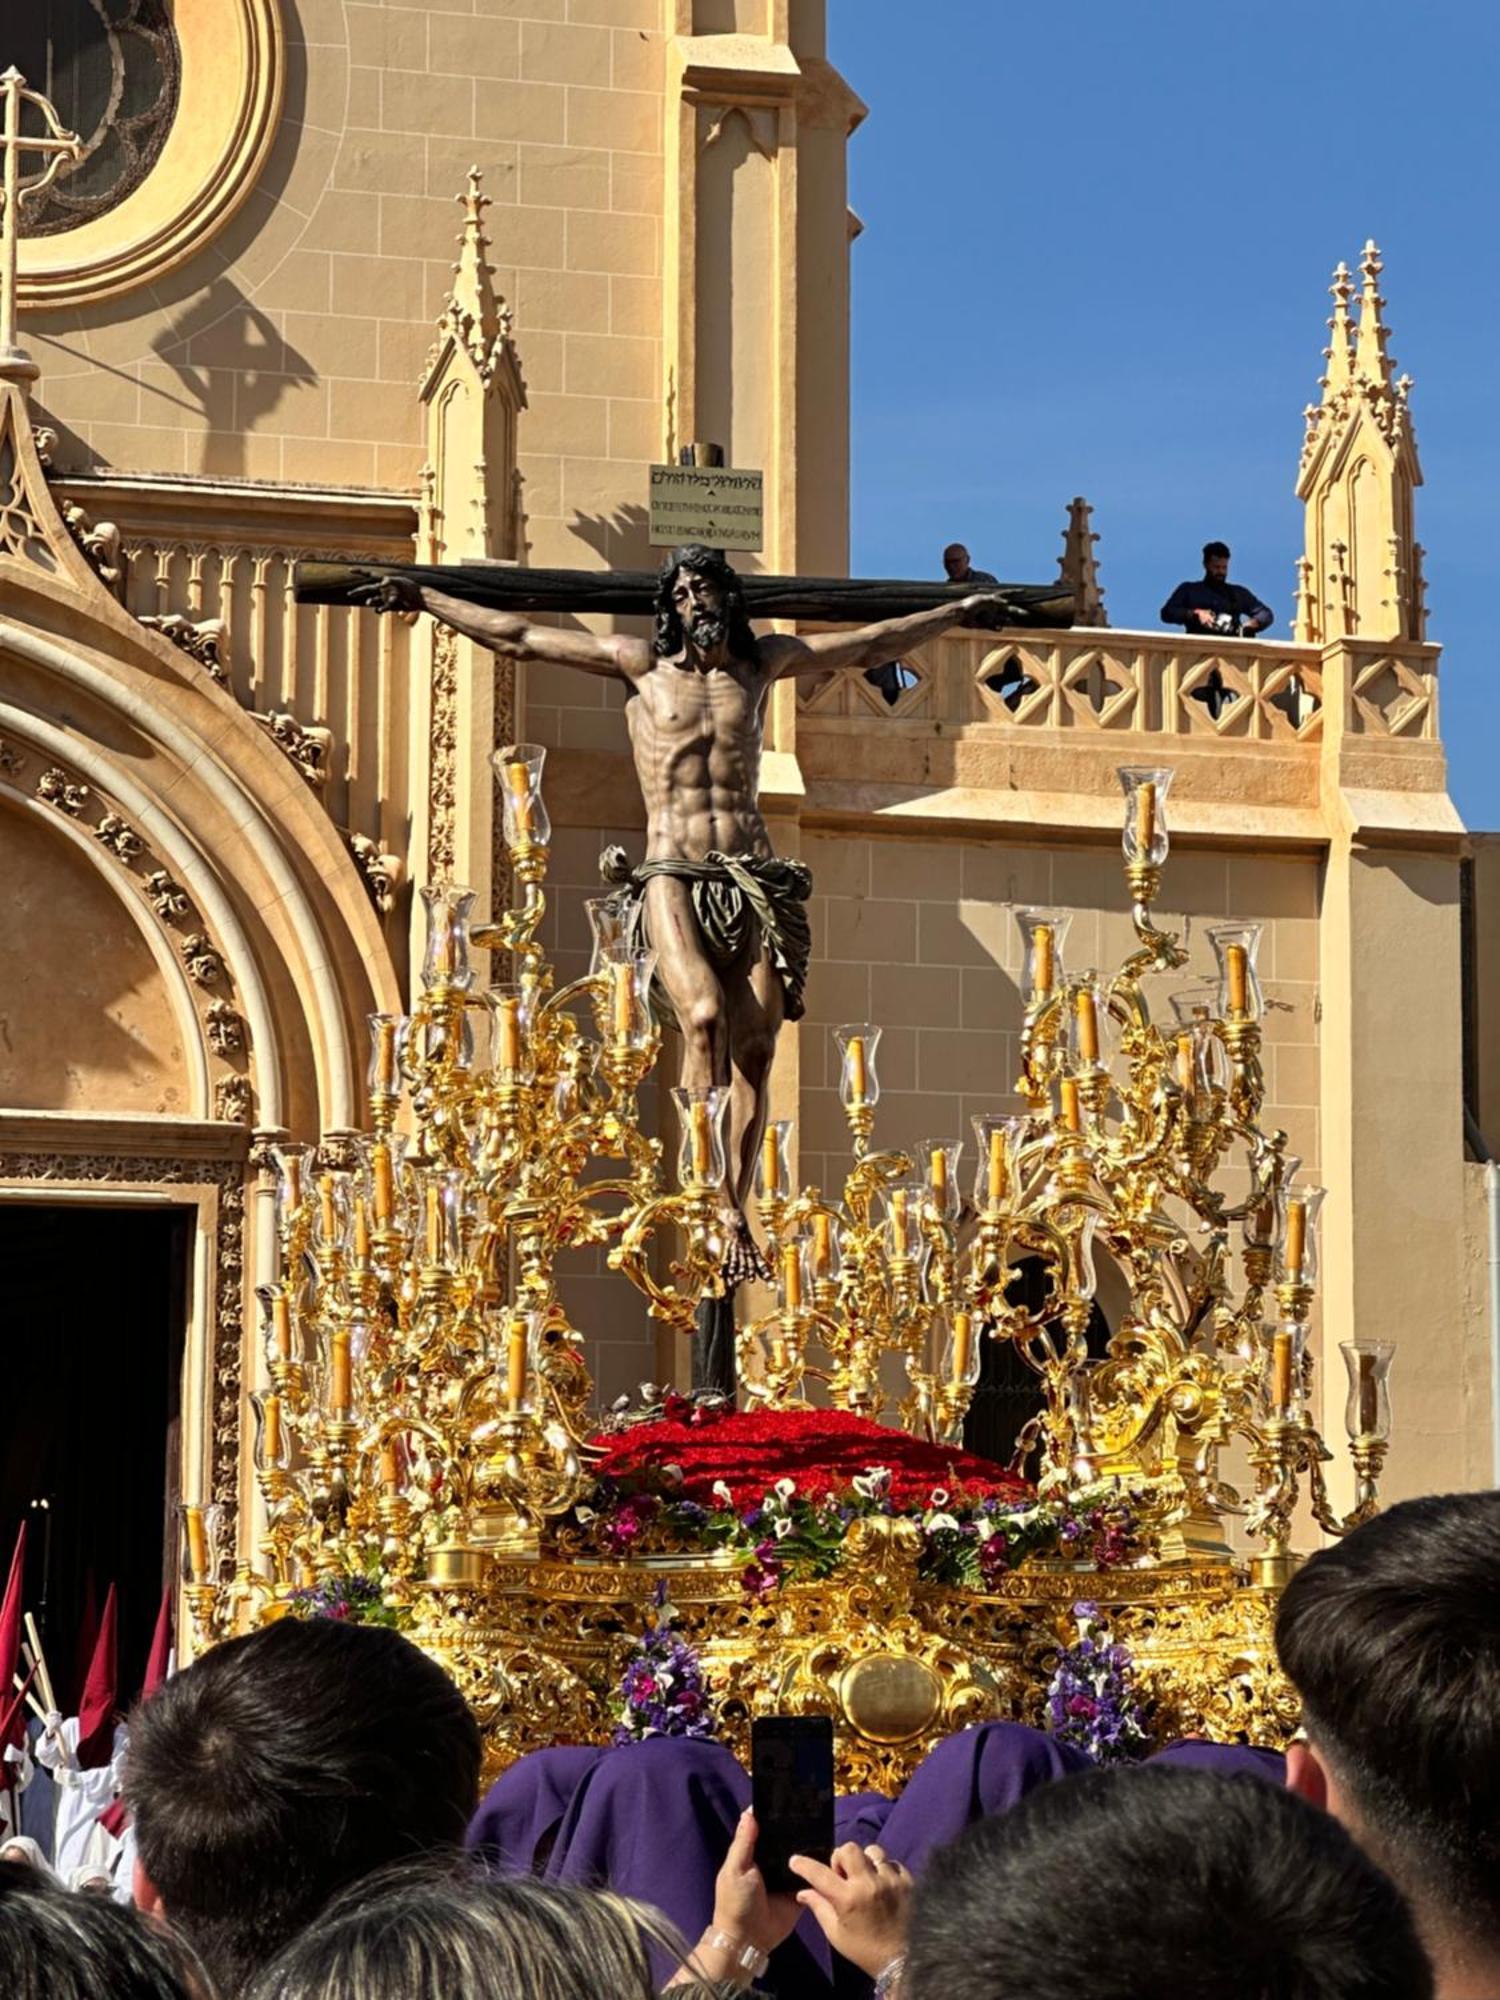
[834,1,1497,828]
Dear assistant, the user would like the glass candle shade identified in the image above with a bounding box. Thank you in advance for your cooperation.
[1262,1320,1308,1419]
[256,1281,295,1370]
[366,1012,404,1097]
[487,981,538,1082]
[1169,985,1219,1029]
[972,1113,1025,1212]
[312,1170,352,1259]
[1276,1185,1327,1287]
[271,1142,313,1232]
[596,944,658,1052]
[179,1500,226,1585]
[369,1132,410,1231]
[584,895,627,973]
[1064,1208,1100,1303]
[502,1308,546,1414]
[1017,908,1071,1003]
[759,1119,793,1204]
[835,1024,881,1109]
[1118,765,1174,868]
[416,1168,462,1268]
[1070,973,1109,1069]
[492,743,551,848]
[419,882,477,993]
[673,1085,729,1189]
[883,1180,926,1261]
[1341,1339,1395,1443]
[250,1390,290,1474]
[945,1308,981,1389]
[1209,922,1264,1025]
[920,1137,963,1222]
[552,1042,597,1122]
[804,1208,841,1286]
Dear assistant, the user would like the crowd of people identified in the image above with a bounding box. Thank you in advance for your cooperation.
[1,1489,1494,1998]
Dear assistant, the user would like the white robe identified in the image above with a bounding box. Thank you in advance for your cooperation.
[34,1715,126,1881]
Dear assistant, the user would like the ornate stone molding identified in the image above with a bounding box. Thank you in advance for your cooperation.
[428,623,458,880]
[17,0,286,310]
[254,708,333,790]
[0,1148,246,1513]
[348,832,406,919]
[139,613,230,683]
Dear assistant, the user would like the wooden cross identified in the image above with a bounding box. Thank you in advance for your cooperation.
[0,70,81,373]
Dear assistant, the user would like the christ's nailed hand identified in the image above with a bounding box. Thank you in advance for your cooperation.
[959,591,1019,630]
[350,572,423,614]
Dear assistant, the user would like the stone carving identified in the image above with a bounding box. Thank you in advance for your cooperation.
[427,623,458,879]
[348,832,406,917]
[144,870,191,920]
[61,500,125,598]
[139,612,230,683]
[255,708,332,788]
[205,1000,246,1055]
[94,812,143,861]
[180,932,226,986]
[0,739,25,776]
[36,767,89,815]
[214,1074,254,1123]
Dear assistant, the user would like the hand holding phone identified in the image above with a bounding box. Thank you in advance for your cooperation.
[751,1714,835,1895]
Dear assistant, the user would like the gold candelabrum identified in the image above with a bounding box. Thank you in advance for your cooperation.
[181,755,1395,1649]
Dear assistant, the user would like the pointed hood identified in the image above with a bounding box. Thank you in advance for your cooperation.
[75,1582,118,1769]
[141,1584,174,1701]
[0,1524,28,1753]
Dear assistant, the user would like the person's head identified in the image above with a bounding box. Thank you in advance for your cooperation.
[244,1862,686,2000]
[125,1616,482,1998]
[903,1762,1431,2000]
[1202,539,1231,580]
[1277,1491,1500,1970]
[654,544,755,662]
[942,542,972,581]
[0,1858,204,2000]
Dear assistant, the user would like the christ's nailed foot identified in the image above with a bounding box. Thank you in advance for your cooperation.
[720,1212,771,1288]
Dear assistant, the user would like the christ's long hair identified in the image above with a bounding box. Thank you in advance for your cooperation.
[653,544,757,660]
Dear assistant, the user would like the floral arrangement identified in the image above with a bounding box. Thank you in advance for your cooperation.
[1044,1600,1152,1763]
[612,1583,719,1745]
[283,1569,404,1629]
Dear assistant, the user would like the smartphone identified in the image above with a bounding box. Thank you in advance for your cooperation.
[750,1713,835,1895]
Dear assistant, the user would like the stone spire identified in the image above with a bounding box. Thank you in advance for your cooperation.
[1293,242,1422,645]
[1057,496,1107,628]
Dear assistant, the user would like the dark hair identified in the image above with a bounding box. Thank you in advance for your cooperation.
[0,1859,204,2000]
[1203,539,1231,561]
[903,1763,1431,2000]
[1276,1490,1500,1943]
[125,1617,482,1998]
[653,543,757,660]
[244,1861,689,2000]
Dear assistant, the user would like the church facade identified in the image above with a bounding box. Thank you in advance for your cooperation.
[0,1,1491,1665]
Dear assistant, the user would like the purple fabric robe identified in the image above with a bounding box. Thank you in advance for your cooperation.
[466,1744,605,1875]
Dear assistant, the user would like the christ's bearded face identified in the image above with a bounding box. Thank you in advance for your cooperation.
[672,568,728,650]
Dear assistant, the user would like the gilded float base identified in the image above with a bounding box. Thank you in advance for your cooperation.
[404,1521,1296,1792]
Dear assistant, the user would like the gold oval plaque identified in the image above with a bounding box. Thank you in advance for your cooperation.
[839,1653,943,1745]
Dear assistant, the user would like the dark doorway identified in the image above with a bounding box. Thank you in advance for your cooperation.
[963,1256,1111,1471]
[0,1203,190,1710]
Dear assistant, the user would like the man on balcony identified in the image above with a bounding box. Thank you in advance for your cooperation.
[1161,542,1273,638]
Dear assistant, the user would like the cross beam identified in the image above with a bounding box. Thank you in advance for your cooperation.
[0,69,81,375]
[294,560,1074,629]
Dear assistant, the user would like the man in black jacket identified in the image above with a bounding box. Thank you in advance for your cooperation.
[1161,541,1272,637]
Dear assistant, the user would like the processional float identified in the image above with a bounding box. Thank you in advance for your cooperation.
[185,758,1393,1786]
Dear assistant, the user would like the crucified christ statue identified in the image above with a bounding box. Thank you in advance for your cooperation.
[341,546,1046,1387]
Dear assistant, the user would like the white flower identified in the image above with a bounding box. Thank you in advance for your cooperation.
[711,1480,734,1508]
[925,1512,961,1535]
[773,1515,795,1540]
[852,1466,893,1502]
[774,1477,797,1504]
[929,1487,950,1509]
[574,1506,596,1524]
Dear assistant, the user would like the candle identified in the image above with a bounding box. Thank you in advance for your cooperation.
[1032,925,1055,996]
[432,917,454,980]
[1250,1197,1275,1245]
[185,1506,208,1582]
[271,1291,292,1363]
[373,1018,398,1091]
[930,1147,949,1197]
[987,1127,1007,1206]
[1060,1077,1082,1133]
[506,1318,529,1411]
[352,1195,370,1266]
[690,1100,712,1180]
[319,1174,338,1246]
[1176,1032,1197,1095]
[1075,988,1099,1063]
[846,1036,867,1103]
[497,996,522,1072]
[505,759,533,836]
[952,1310,974,1384]
[762,1126,781,1198]
[782,1245,802,1310]
[379,1439,401,1490]
[1354,1352,1379,1435]
[425,1183,443,1263]
[812,1212,832,1277]
[372,1144,394,1224]
[611,961,634,1040]
[1285,1198,1307,1279]
[1271,1330,1293,1412]
[1135,780,1157,857]
[331,1330,352,1413]
[1226,943,1249,1016]
[890,1188,910,1256]
[262,1393,283,1466]
[281,1155,303,1212]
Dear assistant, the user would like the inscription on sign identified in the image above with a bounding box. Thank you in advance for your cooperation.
[648,464,764,552]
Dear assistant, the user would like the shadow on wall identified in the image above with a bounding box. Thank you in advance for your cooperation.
[151,278,315,479]
[570,502,654,574]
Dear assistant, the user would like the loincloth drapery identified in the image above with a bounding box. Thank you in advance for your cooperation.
[598,847,813,1022]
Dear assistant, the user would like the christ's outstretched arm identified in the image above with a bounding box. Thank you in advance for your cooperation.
[351,573,639,680]
[760,591,1021,679]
